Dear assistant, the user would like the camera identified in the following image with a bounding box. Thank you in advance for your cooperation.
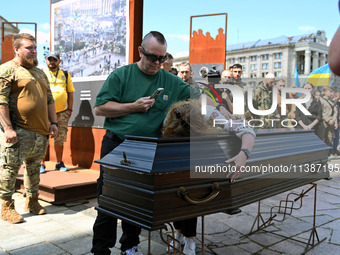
[199,66,221,85]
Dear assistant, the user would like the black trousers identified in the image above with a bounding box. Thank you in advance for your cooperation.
[173,218,197,237]
[91,131,141,254]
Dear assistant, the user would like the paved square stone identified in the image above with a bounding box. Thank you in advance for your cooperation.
[10,242,65,255]
[0,225,44,251]
[269,239,306,254]
[57,236,93,255]
[41,228,89,245]
[237,241,263,254]
[0,248,7,255]
[212,245,252,255]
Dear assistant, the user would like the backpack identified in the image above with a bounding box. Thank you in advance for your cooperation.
[63,70,69,82]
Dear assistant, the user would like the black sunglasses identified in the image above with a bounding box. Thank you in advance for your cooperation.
[141,46,167,63]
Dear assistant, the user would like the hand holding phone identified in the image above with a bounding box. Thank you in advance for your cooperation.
[150,88,164,100]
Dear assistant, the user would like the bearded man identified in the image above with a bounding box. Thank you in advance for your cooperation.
[0,33,58,223]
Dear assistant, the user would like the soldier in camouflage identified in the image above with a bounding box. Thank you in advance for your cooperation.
[0,33,58,224]
[252,73,277,128]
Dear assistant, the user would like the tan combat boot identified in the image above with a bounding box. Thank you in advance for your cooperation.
[1,198,24,224]
[24,193,46,215]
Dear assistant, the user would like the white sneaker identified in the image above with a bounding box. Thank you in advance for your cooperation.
[167,233,185,252]
[121,246,143,255]
[183,237,196,255]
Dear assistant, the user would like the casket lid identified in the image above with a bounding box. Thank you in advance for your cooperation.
[95,129,330,174]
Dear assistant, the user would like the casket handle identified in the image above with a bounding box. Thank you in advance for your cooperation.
[177,182,221,205]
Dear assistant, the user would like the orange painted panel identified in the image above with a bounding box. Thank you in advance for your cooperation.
[189,27,226,64]
[129,0,143,63]
[2,35,14,64]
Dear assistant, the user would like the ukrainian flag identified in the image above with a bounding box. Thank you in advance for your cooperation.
[304,64,331,86]
[294,65,300,87]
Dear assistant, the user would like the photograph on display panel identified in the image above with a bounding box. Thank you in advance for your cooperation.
[51,0,129,80]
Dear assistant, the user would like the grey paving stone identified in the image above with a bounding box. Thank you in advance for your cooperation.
[319,208,340,219]
[140,238,169,255]
[304,242,340,255]
[273,219,313,236]
[0,225,44,251]
[41,228,89,245]
[19,214,51,226]
[246,232,282,247]
[256,248,282,255]
[212,245,252,255]
[65,218,95,235]
[20,219,67,235]
[219,214,259,235]
[110,247,124,255]
[330,229,340,245]
[0,248,8,255]
[196,215,230,235]
[45,209,88,223]
[319,218,340,230]
[269,239,306,255]
[10,242,65,255]
[237,241,263,254]
[290,226,331,244]
[44,204,70,214]
[57,236,92,255]
[205,229,244,246]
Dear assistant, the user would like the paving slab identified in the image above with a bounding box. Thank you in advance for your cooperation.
[212,245,252,255]
[10,242,66,255]
[268,239,307,255]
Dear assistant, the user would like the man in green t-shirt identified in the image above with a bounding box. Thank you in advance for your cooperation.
[92,30,239,255]
[92,31,202,255]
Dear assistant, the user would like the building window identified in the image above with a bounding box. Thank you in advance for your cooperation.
[262,54,269,60]
[250,82,257,87]
[228,58,235,64]
[240,57,246,63]
[250,73,257,78]
[250,56,257,62]
[274,71,282,77]
[274,62,282,69]
[274,53,282,59]
[262,72,268,77]
[243,65,246,71]
[262,63,269,69]
[251,64,257,70]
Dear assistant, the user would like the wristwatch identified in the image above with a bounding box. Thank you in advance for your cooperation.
[51,122,58,127]
[240,148,250,159]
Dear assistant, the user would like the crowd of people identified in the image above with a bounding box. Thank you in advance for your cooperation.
[168,61,340,156]
[53,1,127,77]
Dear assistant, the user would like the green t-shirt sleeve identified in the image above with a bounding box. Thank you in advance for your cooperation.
[95,72,122,107]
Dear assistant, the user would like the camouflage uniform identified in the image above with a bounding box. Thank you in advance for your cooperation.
[55,110,70,145]
[0,60,54,200]
[252,82,277,128]
[320,97,338,146]
[0,127,47,199]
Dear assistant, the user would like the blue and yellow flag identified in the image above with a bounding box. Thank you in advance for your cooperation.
[304,64,331,86]
[294,65,300,87]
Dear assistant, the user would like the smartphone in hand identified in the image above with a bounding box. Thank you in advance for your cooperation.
[150,88,164,100]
